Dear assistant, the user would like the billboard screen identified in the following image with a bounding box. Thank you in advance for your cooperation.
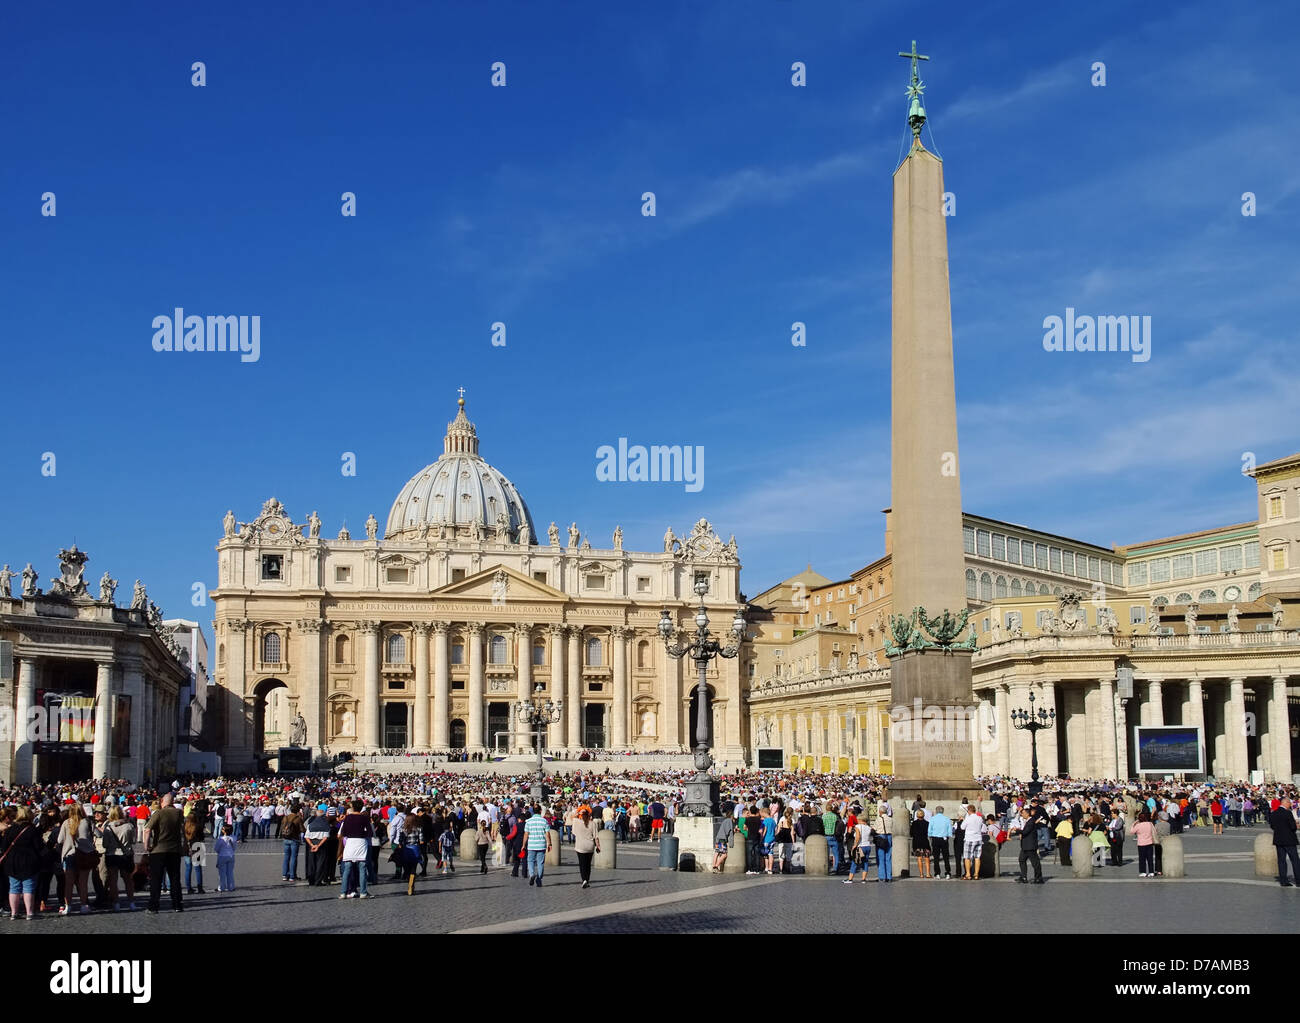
[756,747,785,770]
[1133,726,1203,774]
[277,746,313,773]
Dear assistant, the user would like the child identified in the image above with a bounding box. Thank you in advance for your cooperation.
[398,830,421,895]
[438,826,456,874]
[215,825,237,892]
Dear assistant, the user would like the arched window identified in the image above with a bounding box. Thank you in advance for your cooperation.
[532,642,546,666]
[1153,595,1169,608]
[586,637,602,666]
[637,640,651,668]
[451,641,465,665]
[1175,592,1193,605]
[1052,585,1063,596]
[1039,583,1052,596]
[1198,589,1217,603]
[263,632,281,663]
[965,569,977,599]
[980,573,993,601]
[489,634,508,665]
[1248,582,1262,601]
[387,633,406,663]
[995,576,1008,598]
[334,634,349,664]
[1010,579,1022,597]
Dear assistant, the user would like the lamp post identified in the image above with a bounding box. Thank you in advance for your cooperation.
[1011,689,1055,797]
[659,577,746,816]
[516,683,563,803]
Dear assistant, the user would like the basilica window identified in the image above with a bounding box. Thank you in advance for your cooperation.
[263,632,282,663]
[335,634,349,664]
[489,634,508,664]
[1038,583,1051,595]
[387,634,406,663]
[586,574,607,591]
[533,642,546,666]
[335,566,352,583]
[1088,558,1100,581]
[636,576,651,593]
[1102,561,1113,584]
[386,567,409,584]
[451,568,466,583]
[637,640,650,668]
[218,643,225,665]
[451,642,465,665]
[586,637,603,666]
[965,570,977,599]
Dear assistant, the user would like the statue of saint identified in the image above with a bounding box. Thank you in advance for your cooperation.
[0,564,13,598]
[1273,601,1285,628]
[1185,603,1199,633]
[990,617,1003,644]
[99,572,118,604]
[613,526,623,550]
[223,510,236,537]
[1227,603,1240,631]
[131,579,147,610]
[308,511,321,538]
[365,514,378,540]
[548,522,560,545]
[568,523,580,548]
[290,712,308,747]
[418,519,430,540]
[866,648,880,669]
[496,511,509,538]
[469,518,483,541]
[21,564,38,597]
[640,709,656,737]
[518,521,530,546]
[337,706,356,738]
[663,526,677,553]
[756,717,770,747]
[1147,604,1162,634]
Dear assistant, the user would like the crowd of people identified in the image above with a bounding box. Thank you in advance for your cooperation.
[3,767,1299,922]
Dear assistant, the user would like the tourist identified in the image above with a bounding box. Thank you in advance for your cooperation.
[1053,812,1073,867]
[572,808,601,889]
[822,801,843,874]
[910,810,932,879]
[396,818,421,895]
[1269,796,1300,887]
[649,796,666,841]
[961,804,986,880]
[927,805,953,880]
[743,804,764,875]
[712,813,735,872]
[437,820,456,874]
[522,804,550,886]
[504,805,526,879]
[183,813,206,894]
[337,799,374,900]
[214,825,237,891]
[1210,795,1224,835]
[775,808,795,874]
[1012,807,1045,884]
[57,805,96,915]
[475,820,491,873]
[1086,815,1109,868]
[1,806,42,921]
[145,793,185,914]
[280,802,305,882]
[1130,810,1157,878]
[1107,809,1126,867]
[101,806,136,911]
[303,805,329,885]
[844,811,872,884]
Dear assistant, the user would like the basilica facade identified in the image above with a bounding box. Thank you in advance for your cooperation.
[209,398,744,772]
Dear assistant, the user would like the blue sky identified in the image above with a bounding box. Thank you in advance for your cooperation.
[2,0,1297,621]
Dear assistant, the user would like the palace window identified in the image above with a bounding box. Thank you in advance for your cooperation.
[263,632,281,663]
[1039,583,1052,595]
[1195,549,1218,576]
[1248,582,1262,600]
[1053,585,1063,597]
[1062,551,1074,576]
[1130,606,1145,625]
[1152,595,1169,608]
[1220,546,1242,572]
[1128,562,1147,586]
[1272,548,1287,571]
[334,566,351,583]
[1244,541,1260,568]
[965,570,977,599]
[1268,495,1284,519]
[261,555,282,581]
[1010,579,1022,597]
[1102,561,1113,584]
[976,530,991,557]
[980,573,993,601]
[586,637,603,666]
[992,534,1006,560]
[1175,592,1193,604]
[386,634,406,663]
[1171,554,1193,580]
[995,576,1008,598]
[1035,545,1048,570]
[1049,547,1062,573]
[1088,558,1100,581]
[1006,538,1021,565]
[489,634,508,664]
[963,526,975,554]
[1149,559,1170,583]
[1198,589,1217,602]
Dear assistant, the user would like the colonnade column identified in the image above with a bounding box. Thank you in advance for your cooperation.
[1185,678,1206,776]
[121,659,144,782]
[360,621,381,751]
[1227,677,1248,780]
[1271,677,1292,781]
[13,657,38,784]
[660,645,679,749]
[1147,679,1164,726]
[1036,681,1060,778]
[549,625,566,749]
[517,624,533,751]
[412,623,430,749]
[1007,682,1031,779]
[612,626,628,749]
[995,685,1011,775]
[225,619,250,766]
[566,627,581,749]
[93,660,113,779]
[432,624,450,748]
[467,622,485,752]
[1097,677,1117,781]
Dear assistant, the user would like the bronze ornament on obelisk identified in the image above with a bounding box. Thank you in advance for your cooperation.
[886,42,978,800]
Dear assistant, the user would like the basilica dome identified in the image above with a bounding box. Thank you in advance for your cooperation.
[385,397,538,543]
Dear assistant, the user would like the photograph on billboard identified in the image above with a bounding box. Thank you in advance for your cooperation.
[1133,725,1203,774]
[756,747,785,770]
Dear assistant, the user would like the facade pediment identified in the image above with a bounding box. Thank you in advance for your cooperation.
[431,565,567,602]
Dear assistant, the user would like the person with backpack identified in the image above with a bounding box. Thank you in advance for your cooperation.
[822,801,844,874]
[712,814,735,872]
[280,803,305,882]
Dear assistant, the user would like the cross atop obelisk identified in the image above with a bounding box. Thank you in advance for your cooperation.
[897,40,930,140]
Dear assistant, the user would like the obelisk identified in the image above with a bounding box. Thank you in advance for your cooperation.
[887,42,976,799]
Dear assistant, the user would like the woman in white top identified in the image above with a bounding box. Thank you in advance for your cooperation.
[56,805,96,915]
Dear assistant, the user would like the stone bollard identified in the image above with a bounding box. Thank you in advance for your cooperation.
[544,829,563,866]
[723,839,747,874]
[594,833,617,870]
[1255,833,1276,878]
[1070,836,1094,878]
[1161,835,1185,878]
[892,811,913,879]
[804,834,829,876]
[460,828,478,864]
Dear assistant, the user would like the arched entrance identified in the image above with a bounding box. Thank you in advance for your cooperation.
[450,718,466,748]
[584,704,607,748]
[687,684,717,748]
[487,702,510,753]
[253,678,289,757]
[383,703,409,749]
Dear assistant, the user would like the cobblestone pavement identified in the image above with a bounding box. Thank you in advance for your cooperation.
[7,825,1290,935]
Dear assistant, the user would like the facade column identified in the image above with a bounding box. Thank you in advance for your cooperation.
[93,660,113,779]
[467,622,485,752]
[298,619,324,751]
[122,659,145,782]
[548,626,566,749]
[1227,677,1248,780]
[1147,679,1164,726]
[566,627,581,749]
[1007,682,1032,780]
[517,623,534,751]
[1115,691,1131,781]
[612,626,628,749]
[412,623,430,749]
[1185,679,1206,776]
[1271,677,1292,782]
[1036,681,1060,778]
[225,619,250,767]
[722,655,743,760]
[660,643,680,749]
[1097,677,1117,781]
[13,657,38,785]
[432,623,450,748]
[360,622,381,751]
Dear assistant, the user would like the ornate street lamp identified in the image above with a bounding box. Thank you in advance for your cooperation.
[659,576,746,816]
[1011,690,1055,796]
[516,683,563,802]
